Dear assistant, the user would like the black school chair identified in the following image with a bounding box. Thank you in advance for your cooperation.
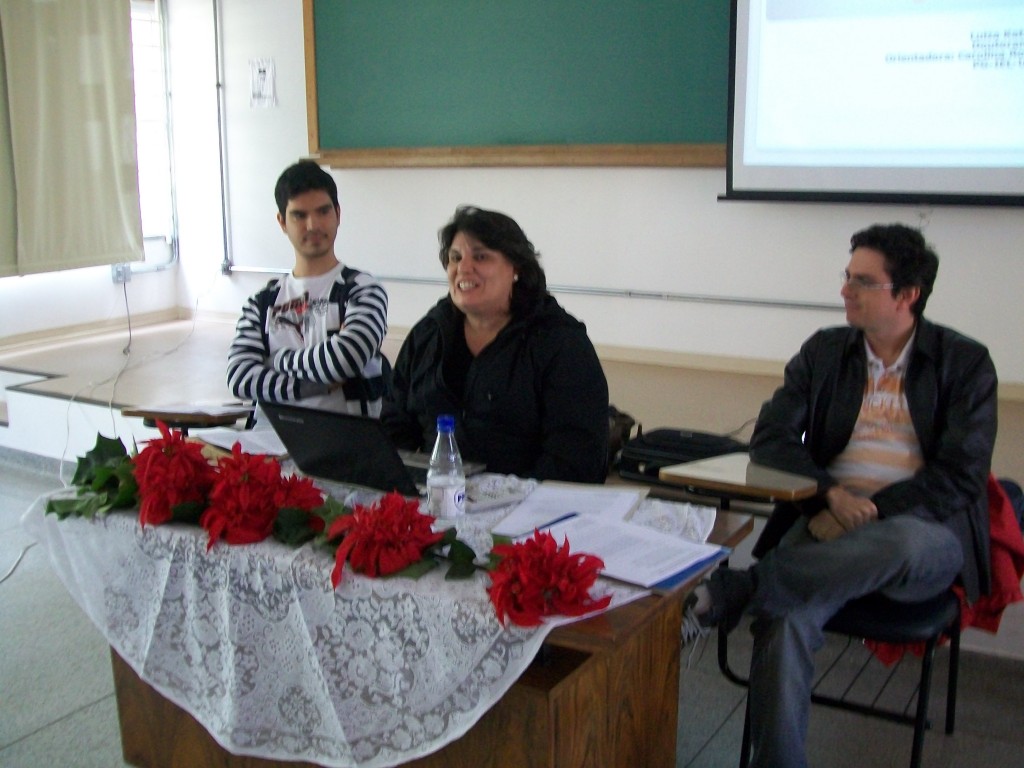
[720,588,961,768]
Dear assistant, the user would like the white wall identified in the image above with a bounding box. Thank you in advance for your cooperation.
[322,167,1024,378]
[202,0,1024,383]
[0,264,175,340]
[3,0,1021,389]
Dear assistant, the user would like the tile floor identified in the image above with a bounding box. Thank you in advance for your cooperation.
[677,616,1024,767]
[0,450,130,768]
[3,446,1023,768]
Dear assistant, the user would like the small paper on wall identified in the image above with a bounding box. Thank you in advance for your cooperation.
[250,58,277,108]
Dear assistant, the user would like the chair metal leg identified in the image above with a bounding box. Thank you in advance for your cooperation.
[719,590,960,768]
[945,620,960,734]
[909,637,938,768]
[739,694,752,768]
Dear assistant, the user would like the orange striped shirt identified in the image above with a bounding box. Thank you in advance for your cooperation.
[828,338,923,497]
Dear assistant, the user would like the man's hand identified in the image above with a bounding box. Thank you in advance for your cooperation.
[808,511,847,541]
[825,485,878,531]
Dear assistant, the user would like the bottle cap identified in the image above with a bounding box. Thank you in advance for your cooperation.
[436,414,455,432]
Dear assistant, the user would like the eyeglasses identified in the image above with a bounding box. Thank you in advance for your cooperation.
[840,271,894,291]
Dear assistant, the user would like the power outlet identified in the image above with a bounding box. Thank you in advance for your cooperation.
[111,263,132,284]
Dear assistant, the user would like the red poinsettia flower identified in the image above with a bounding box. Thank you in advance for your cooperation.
[278,473,327,531]
[327,492,444,588]
[199,443,321,549]
[132,420,218,527]
[487,530,611,628]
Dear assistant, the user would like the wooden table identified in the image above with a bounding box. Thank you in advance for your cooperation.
[121,403,253,435]
[111,511,753,768]
[659,452,818,509]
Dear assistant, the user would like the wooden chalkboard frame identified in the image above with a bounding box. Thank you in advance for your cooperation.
[301,0,726,169]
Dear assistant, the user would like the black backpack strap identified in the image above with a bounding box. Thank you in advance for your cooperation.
[332,267,388,415]
[255,277,283,351]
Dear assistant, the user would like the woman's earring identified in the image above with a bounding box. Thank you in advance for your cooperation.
[513,274,519,282]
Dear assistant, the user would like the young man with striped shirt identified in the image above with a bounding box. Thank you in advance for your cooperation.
[227,160,389,423]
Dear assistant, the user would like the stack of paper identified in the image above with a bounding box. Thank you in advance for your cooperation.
[491,482,727,590]
[491,484,644,538]
[544,515,727,590]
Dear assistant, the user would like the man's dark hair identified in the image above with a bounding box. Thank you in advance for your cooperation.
[850,223,939,317]
[274,160,339,217]
[438,206,547,316]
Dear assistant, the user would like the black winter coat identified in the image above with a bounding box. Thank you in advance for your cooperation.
[382,295,610,483]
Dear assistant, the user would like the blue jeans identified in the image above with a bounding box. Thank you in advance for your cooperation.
[746,515,963,768]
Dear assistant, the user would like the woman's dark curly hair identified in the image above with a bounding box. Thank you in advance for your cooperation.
[439,206,547,316]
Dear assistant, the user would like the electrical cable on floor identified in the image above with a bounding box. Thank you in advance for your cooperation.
[0,542,36,585]
[60,360,133,487]
[104,293,204,428]
[122,280,133,356]
[109,280,135,435]
[59,284,136,484]
[57,292,205,487]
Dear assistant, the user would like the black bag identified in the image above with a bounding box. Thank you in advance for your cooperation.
[618,427,748,486]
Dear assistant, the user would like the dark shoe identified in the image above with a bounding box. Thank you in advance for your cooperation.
[700,567,755,634]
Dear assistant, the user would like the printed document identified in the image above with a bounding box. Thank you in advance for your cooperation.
[492,483,645,538]
[544,515,725,589]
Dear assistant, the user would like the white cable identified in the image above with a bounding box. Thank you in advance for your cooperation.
[0,542,36,585]
[59,297,203,480]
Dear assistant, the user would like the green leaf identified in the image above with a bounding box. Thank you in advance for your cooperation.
[438,527,459,546]
[388,558,438,580]
[57,433,138,518]
[71,434,130,487]
[45,497,87,519]
[273,507,320,547]
[170,499,205,524]
[90,464,127,495]
[445,538,477,567]
[45,493,112,520]
[484,551,504,572]
[314,497,352,537]
[444,560,478,580]
[107,466,139,508]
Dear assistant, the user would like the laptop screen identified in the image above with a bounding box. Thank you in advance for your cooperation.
[260,401,421,496]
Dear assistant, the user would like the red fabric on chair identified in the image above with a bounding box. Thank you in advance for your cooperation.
[866,474,1024,665]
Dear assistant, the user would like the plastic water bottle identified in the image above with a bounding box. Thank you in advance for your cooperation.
[426,414,466,518]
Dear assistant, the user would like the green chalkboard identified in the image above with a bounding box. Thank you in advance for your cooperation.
[305,0,730,167]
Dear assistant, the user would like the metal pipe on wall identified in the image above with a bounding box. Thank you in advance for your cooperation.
[224,266,842,312]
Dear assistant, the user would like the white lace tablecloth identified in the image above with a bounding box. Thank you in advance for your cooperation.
[21,479,715,767]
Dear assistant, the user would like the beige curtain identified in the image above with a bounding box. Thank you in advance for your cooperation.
[0,18,15,278]
[0,0,143,277]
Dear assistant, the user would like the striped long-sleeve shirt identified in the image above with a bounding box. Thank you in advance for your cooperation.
[227,265,389,416]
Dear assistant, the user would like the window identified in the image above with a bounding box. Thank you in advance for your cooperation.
[131,0,175,264]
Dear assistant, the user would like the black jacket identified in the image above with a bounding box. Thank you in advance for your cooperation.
[749,317,998,603]
[382,295,610,483]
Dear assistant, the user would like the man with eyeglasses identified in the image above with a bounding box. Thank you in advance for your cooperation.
[685,223,997,768]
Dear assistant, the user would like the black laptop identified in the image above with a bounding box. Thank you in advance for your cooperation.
[260,401,481,496]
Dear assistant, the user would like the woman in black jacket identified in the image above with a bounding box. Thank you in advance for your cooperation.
[381,206,609,483]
